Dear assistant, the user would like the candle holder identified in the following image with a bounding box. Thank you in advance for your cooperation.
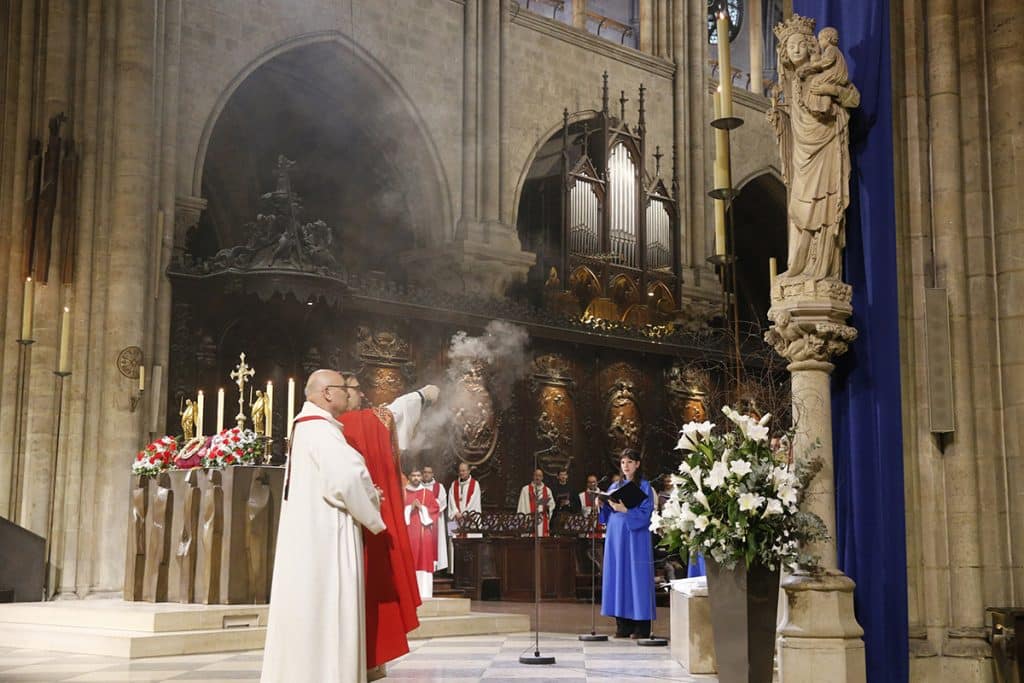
[16,338,35,346]
[708,187,740,201]
[710,115,744,130]
[130,388,145,413]
[262,436,274,465]
[706,253,737,267]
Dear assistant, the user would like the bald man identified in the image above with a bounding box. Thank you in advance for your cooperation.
[262,369,385,683]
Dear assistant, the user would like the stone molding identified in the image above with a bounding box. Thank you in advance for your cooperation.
[510,6,675,79]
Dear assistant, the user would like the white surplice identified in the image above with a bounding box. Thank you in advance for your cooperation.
[448,476,482,540]
[261,401,385,683]
[517,483,555,537]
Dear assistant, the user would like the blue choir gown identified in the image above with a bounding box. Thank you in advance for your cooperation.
[599,478,656,621]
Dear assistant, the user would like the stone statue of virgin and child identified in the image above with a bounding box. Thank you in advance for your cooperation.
[768,15,860,283]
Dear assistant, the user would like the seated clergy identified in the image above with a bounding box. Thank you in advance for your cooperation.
[517,468,555,537]
[404,468,440,599]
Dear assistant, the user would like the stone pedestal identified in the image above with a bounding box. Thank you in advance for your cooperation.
[777,572,866,682]
[669,578,717,674]
[766,277,866,683]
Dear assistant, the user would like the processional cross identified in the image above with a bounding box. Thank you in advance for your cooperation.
[230,352,256,429]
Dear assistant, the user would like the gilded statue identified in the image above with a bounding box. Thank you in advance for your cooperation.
[180,398,196,441]
[768,15,860,281]
[251,390,267,436]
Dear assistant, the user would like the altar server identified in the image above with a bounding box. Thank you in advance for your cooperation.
[404,468,441,598]
[599,449,656,639]
[262,370,385,683]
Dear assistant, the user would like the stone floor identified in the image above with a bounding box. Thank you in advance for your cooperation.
[0,632,716,682]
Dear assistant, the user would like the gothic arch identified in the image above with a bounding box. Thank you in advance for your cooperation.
[191,31,453,248]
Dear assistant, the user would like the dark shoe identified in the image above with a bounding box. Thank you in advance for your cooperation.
[629,633,641,639]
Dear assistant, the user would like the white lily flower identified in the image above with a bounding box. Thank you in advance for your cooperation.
[738,492,765,512]
[763,498,784,516]
[705,461,730,490]
[758,412,772,426]
[678,460,691,475]
[649,511,662,532]
[693,515,710,531]
[694,489,709,508]
[729,459,752,477]
[777,484,798,507]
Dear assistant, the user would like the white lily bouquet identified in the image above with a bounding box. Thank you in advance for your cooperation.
[651,405,828,571]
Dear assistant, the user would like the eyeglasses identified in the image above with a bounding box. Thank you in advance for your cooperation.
[324,385,347,391]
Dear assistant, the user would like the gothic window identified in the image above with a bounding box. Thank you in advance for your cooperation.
[707,0,743,44]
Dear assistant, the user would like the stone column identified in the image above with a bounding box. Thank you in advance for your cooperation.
[748,0,763,95]
[572,0,587,31]
[91,0,157,592]
[399,0,534,297]
[639,0,653,54]
[766,278,865,683]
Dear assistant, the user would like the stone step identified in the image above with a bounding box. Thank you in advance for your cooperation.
[0,621,266,658]
[0,598,527,658]
[409,612,530,639]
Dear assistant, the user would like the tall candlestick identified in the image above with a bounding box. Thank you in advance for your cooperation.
[217,388,225,433]
[713,89,731,190]
[20,277,34,340]
[769,257,778,288]
[286,378,295,440]
[58,306,71,373]
[717,11,733,118]
[265,381,274,438]
[138,365,145,392]
[715,200,727,257]
[197,390,205,438]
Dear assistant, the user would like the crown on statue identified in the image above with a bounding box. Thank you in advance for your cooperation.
[773,13,816,44]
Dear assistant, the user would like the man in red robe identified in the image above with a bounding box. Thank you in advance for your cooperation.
[403,468,440,599]
[337,376,439,678]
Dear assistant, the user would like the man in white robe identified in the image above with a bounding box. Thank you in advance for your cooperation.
[421,465,448,572]
[517,468,555,537]
[447,462,482,566]
[261,369,385,683]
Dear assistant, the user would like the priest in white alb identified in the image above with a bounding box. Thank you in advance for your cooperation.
[404,468,440,598]
[517,468,556,537]
[261,369,385,683]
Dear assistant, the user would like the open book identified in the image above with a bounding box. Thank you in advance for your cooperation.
[595,480,648,510]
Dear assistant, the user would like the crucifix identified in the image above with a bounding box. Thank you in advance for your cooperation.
[230,352,255,429]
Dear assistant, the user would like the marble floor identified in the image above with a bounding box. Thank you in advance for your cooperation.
[0,632,716,682]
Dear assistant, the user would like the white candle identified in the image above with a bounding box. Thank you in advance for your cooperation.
[21,277,34,340]
[714,89,731,190]
[58,306,71,373]
[138,365,145,392]
[717,11,733,118]
[197,390,205,438]
[286,378,295,440]
[714,200,727,257]
[216,388,225,433]
[266,381,273,438]
[769,257,778,288]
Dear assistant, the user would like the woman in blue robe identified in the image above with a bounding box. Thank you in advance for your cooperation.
[599,449,655,638]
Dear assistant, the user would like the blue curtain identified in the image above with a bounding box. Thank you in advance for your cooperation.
[790,2,908,682]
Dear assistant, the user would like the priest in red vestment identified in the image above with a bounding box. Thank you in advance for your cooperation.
[337,376,439,676]
[403,468,440,599]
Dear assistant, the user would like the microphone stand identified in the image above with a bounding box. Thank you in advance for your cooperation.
[578,500,607,642]
[520,458,555,666]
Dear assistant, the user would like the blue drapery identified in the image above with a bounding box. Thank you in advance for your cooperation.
[790,2,908,681]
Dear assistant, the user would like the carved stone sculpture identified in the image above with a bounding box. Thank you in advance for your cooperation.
[769,15,860,282]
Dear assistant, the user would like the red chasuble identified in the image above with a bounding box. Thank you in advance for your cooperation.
[404,487,440,572]
[338,408,421,669]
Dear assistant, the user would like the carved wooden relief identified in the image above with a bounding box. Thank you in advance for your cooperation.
[603,362,642,466]
[245,470,272,603]
[531,354,575,475]
[356,325,413,406]
[450,361,498,468]
[666,364,710,427]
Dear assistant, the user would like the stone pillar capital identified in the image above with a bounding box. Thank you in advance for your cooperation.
[765,277,857,365]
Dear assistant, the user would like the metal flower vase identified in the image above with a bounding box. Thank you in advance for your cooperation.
[705,557,781,683]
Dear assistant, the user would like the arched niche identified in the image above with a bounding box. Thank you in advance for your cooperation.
[190,39,449,273]
[731,171,787,326]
